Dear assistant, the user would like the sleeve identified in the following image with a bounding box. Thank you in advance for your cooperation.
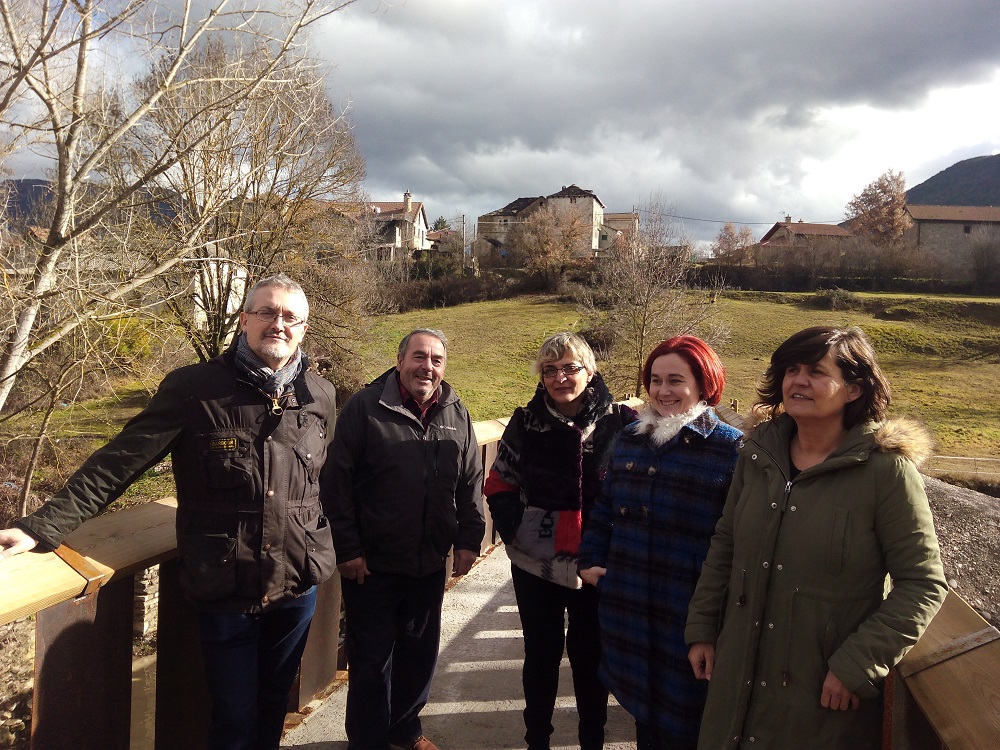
[577,435,620,570]
[483,411,525,544]
[453,407,485,553]
[322,392,368,564]
[827,456,948,698]
[684,452,746,645]
[16,371,188,549]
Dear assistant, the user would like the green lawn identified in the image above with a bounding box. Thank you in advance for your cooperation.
[366,292,1000,460]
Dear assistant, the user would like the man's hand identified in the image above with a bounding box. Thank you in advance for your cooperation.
[0,527,38,563]
[337,556,370,584]
[452,549,477,577]
[820,669,860,710]
[688,642,716,681]
[579,566,606,586]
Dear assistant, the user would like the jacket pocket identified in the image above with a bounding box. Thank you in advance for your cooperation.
[197,430,252,489]
[828,507,849,575]
[294,414,328,484]
[178,533,237,602]
[304,514,337,585]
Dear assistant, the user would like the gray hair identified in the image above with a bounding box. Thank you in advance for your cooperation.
[244,274,308,316]
[398,328,449,358]
[533,332,597,376]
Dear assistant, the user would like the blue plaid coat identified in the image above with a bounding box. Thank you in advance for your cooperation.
[578,407,741,742]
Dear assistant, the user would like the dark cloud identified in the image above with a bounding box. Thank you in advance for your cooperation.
[315,0,1000,241]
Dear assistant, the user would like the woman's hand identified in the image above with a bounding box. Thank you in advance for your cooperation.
[579,566,606,586]
[820,670,860,710]
[688,642,715,681]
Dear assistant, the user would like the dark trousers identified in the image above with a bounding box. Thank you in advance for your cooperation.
[341,568,447,750]
[636,720,697,750]
[197,588,317,750]
[511,564,609,750]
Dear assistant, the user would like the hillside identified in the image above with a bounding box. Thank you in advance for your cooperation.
[907,154,1000,206]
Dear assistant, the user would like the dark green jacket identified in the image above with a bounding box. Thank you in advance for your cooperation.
[18,348,338,613]
[685,414,947,750]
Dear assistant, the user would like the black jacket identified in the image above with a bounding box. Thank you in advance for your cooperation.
[324,367,485,576]
[18,347,338,613]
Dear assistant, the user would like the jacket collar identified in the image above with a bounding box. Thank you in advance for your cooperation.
[219,344,315,406]
[371,366,459,413]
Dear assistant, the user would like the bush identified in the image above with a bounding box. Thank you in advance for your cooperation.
[809,287,864,311]
[386,273,530,312]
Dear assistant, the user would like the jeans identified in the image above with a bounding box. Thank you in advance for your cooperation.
[197,588,317,750]
[341,568,448,750]
[511,564,608,750]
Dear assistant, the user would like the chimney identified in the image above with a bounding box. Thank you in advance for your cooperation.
[404,191,412,212]
[784,214,791,223]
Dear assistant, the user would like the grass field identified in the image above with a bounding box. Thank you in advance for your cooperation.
[6,289,998,512]
[366,292,1000,460]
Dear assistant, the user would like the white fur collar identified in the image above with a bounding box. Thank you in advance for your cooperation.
[633,402,709,446]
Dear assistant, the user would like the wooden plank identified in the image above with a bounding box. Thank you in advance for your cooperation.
[898,591,1000,750]
[898,626,1000,678]
[61,497,179,579]
[0,498,178,627]
[473,417,509,446]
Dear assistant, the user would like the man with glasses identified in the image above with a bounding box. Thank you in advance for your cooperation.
[326,328,485,750]
[0,274,337,750]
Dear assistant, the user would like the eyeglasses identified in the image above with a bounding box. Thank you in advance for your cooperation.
[540,363,585,379]
[247,309,307,327]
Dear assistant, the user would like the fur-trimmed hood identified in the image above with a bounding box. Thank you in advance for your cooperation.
[746,413,936,470]
[869,417,935,468]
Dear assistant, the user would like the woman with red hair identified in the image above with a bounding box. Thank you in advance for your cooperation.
[579,336,742,749]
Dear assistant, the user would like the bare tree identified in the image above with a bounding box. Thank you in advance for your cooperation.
[507,205,589,290]
[127,39,365,360]
[0,0,356,414]
[584,196,727,397]
[711,222,756,267]
[844,169,912,248]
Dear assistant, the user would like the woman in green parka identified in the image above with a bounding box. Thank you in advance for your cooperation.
[685,326,947,750]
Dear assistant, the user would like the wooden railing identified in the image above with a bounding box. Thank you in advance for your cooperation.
[1,408,998,749]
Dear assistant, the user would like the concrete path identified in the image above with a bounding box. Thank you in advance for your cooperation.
[281,545,638,750]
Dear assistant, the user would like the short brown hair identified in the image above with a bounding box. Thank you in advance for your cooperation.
[756,326,891,428]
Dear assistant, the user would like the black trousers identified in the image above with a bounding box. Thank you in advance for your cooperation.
[511,563,609,750]
[341,568,447,750]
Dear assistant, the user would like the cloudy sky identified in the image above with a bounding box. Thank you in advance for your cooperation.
[311,0,1000,244]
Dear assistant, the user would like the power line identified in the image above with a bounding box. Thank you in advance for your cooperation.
[632,206,844,226]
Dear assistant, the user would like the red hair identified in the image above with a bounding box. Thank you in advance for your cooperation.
[641,336,726,406]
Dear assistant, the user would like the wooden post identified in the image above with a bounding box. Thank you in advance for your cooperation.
[154,559,211,750]
[293,572,344,711]
[31,575,134,750]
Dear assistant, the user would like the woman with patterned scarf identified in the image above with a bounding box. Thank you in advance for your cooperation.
[485,332,637,750]
[578,336,742,750]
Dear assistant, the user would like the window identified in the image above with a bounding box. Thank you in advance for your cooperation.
[964,225,971,234]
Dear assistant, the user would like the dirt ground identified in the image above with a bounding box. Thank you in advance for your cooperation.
[924,475,1000,623]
